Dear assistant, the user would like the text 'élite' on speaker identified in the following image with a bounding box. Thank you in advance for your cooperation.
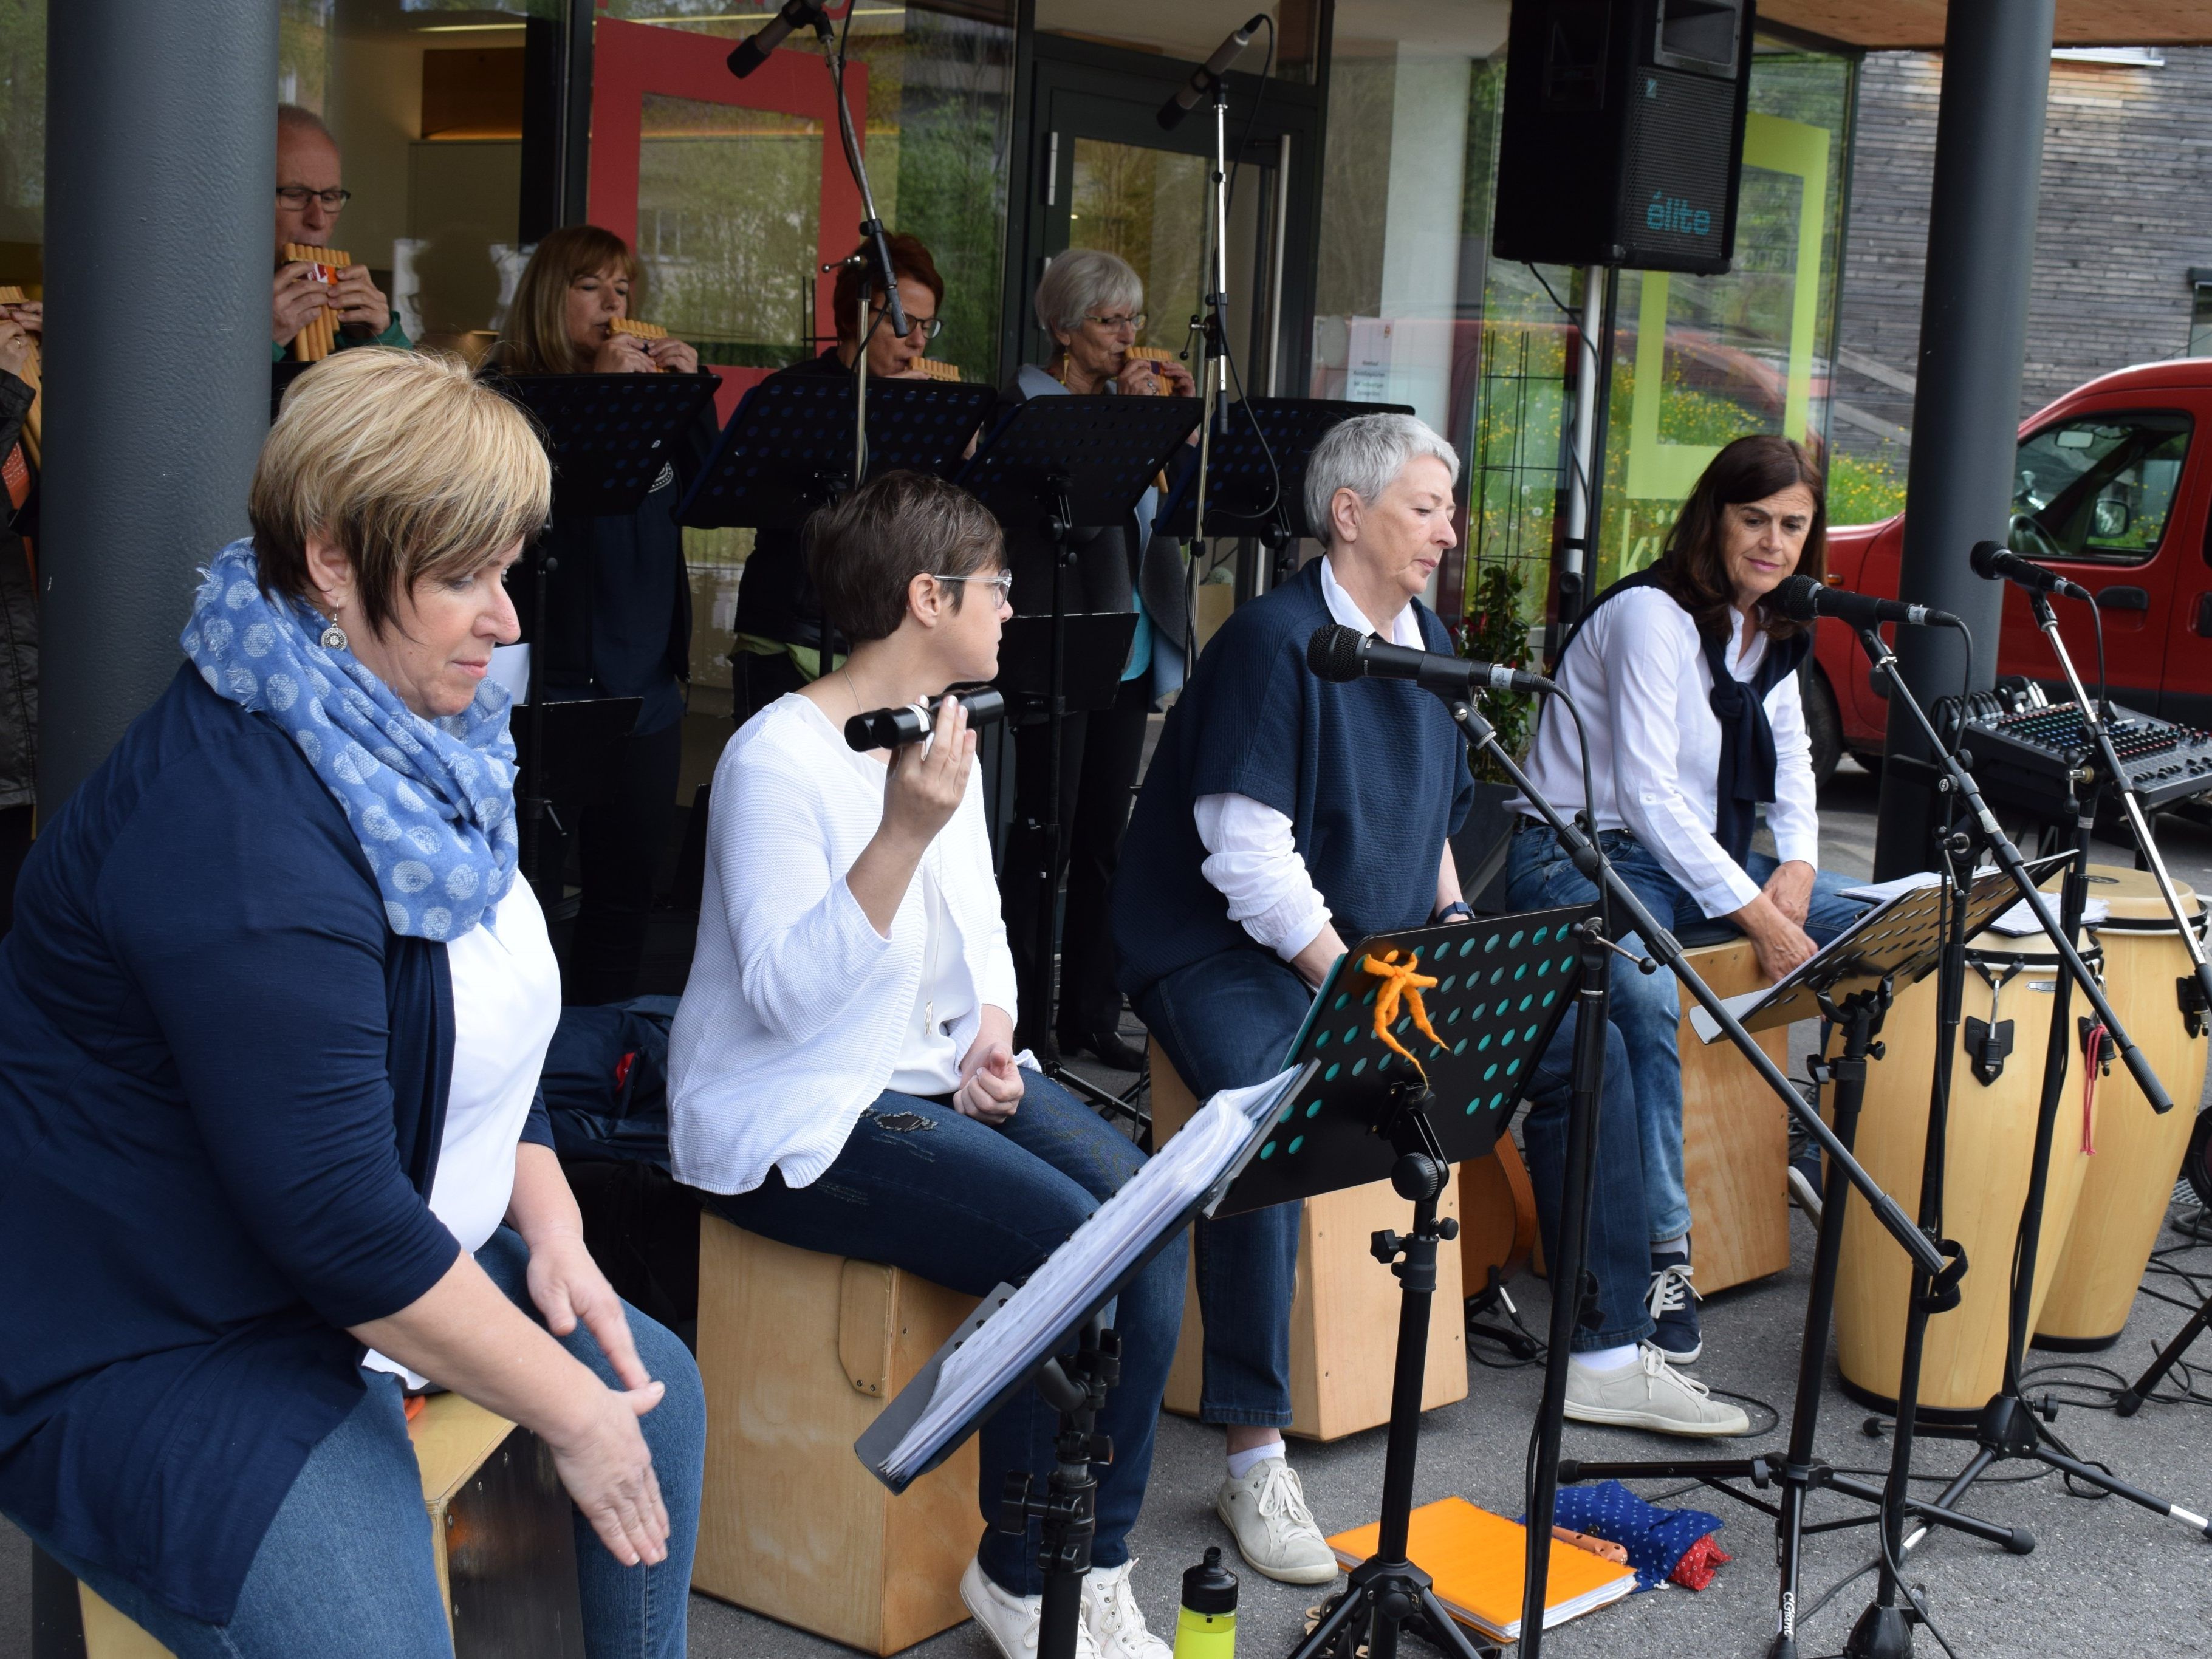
[1491,0,1754,275]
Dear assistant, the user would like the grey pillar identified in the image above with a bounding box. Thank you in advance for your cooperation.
[39,1,276,812]
[1870,0,2055,878]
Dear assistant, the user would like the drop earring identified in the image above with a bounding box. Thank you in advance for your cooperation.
[318,607,348,652]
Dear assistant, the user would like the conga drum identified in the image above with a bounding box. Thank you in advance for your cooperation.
[1835,928,2097,1415]
[2035,866,2208,1350]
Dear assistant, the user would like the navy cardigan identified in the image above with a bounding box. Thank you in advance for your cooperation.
[1111,558,1474,997]
[0,665,550,1622]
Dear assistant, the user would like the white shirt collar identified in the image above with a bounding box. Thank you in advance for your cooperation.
[1320,555,1423,648]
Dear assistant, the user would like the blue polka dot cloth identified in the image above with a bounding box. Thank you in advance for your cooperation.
[1529,1480,1727,1592]
[182,539,521,942]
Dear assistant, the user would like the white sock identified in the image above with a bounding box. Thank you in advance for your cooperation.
[1652,1233,1690,1260]
[1570,1343,1640,1376]
[1226,1442,1287,1481]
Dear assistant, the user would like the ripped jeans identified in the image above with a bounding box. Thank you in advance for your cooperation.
[693,1073,1183,1598]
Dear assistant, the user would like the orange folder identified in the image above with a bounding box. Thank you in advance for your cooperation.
[1327,1496,1635,1642]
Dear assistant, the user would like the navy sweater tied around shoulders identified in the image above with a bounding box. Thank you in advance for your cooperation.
[1111,558,1474,999]
[0,665,550,1623]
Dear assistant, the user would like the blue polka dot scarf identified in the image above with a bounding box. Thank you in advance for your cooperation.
[181,539,521,941]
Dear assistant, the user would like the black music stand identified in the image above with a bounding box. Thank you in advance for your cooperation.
[1567,869,2046,1659]
[491,372,716,887]
[676,374,996,530]
[857,1062,1318,1659]
[1158,398,1414,586]
[1270,914,1591,1659]
[959,394,1201,1076]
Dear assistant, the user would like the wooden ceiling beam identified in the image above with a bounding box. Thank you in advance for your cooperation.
[1761,2,2212,50]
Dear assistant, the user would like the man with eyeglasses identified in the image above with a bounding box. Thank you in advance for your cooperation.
[730,232,950,723]
[271,103,409,363]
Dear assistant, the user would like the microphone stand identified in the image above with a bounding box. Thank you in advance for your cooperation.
[819,8,902,493]
[1436,689,1960,1659]
[1183,74,1231,683]
[1837,619,2173,1657]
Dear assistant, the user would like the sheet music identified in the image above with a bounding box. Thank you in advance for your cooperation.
[879,1069,1298,1484]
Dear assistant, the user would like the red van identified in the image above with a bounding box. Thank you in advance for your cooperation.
[1811,360,2212,776]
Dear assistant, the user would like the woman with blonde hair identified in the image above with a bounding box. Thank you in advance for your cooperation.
[0,348,703,1657]
[489,225,720,1004]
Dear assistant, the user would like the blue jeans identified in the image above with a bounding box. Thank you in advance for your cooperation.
[28,1227,705,1659]
[694,1070,1182,1598]
[1141,945,1661,1389]
[1505,823,1868,1245]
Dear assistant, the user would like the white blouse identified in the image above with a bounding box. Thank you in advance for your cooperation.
[366,878,563,1385]
[1513,583,1819,918]
[667,694,1018,1196]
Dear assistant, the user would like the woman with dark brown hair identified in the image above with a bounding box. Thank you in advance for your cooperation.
[1502,433,1866,1372]
[487,226,718,1005]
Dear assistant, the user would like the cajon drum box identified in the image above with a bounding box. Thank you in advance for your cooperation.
[1677,937,1791,1292]
[693,1216,981,1655]
[72,1394,585,1659]
[1151,1041,1467,1440]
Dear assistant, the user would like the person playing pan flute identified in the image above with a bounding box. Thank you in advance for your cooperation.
[271,104,408,362]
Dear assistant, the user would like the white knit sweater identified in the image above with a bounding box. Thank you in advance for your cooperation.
[668,694,1019,1196]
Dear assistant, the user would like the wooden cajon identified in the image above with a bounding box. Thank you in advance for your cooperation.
[76,1394,584,1659]
[692,1215,981,1655]
[1150,1041,1467,1441]
[1676,937,1791,1292]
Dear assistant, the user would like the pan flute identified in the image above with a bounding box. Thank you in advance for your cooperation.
[1128,345,1179,394]
[0,284,38,468]
[912,357,962,382]
[609,316,671,368]
[281,243,351,362]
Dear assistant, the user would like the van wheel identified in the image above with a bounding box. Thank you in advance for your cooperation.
[1803,665,1843,790]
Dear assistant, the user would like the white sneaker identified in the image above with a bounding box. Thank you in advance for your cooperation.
[1564,1343,1750,1437]
[1082,1559,1172,1659]
[1216,1456,1341,1585]
[960,1555,1100,1659]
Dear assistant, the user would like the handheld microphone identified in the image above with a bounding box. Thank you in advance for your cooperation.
[1157,14,1269,129]
[727,0,833,78]
[1306,624,1552,697]
[844,687,1006,753]
[1774,574,1960,631]
[1970,538,2092,602]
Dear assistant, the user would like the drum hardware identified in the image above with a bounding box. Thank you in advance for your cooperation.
[2179,973,2207,1038]
[1963,957,2020,1084]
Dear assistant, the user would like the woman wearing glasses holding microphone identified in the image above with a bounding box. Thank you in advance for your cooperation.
[1001,248,1195,1069]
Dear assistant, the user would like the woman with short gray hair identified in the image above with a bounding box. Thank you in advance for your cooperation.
[999,248,1194,1069]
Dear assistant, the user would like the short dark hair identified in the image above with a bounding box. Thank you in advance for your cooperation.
[832,233,945,342]
[1650,434,1827,642]
[806,470,1002,645]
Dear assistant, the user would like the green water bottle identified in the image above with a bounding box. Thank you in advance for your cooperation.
[1173,1545,1238,1658]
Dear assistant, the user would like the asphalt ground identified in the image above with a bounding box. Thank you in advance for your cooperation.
[10,761,2212,1658]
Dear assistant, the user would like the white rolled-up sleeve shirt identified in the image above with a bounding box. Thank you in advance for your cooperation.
[1515,585,1819,918]
[1195,558,1430,961]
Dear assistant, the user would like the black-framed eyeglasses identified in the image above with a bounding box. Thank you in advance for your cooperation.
[932,570,1013,602]
[277,185,352,211]
[873,303,945,340]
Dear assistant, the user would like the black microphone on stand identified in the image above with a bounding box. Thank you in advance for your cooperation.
[844,688,1006,752]
[1970,538,2094,601]
[1773,573,1962,631]
[727,0,832,78]
[1306,624,1552,697]
[1157,14,1269,129]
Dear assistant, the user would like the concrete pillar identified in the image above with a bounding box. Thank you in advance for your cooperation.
[40,1,277,810]
[1871,0,2055,878]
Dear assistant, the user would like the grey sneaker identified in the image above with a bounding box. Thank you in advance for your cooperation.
[1564,1343,1750,1437]
[1216,1457,1341,1585]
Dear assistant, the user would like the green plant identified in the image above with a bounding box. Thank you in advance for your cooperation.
[1826,448,1908,527]
[1455,559,1536,782]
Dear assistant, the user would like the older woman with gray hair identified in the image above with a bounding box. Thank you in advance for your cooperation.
[1108,412,1742,1584]
[1000,247,1194,1068]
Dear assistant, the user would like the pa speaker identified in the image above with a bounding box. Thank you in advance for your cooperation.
[1491,0,1753,275]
